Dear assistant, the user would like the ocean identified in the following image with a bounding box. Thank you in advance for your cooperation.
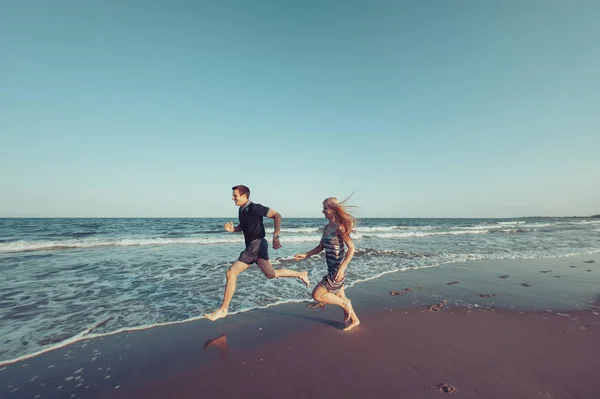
[1,217,599,364]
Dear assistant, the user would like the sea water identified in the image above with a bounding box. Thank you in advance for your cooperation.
[1,217,599,363]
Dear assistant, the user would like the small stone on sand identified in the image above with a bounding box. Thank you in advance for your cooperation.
[429,300,447,312]
[438,382,456,394]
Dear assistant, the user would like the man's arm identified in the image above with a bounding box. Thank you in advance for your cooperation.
[266,208,282,249]
[224,222,242,232]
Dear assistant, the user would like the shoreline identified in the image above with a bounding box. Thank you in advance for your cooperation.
[3,250,598,367]
[1,253,599,398]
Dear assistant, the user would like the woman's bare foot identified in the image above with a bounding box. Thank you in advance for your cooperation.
[298,271,310,288]
[344,315,360,331]
[204,309,228,321]
[342,300,360,331]
[343,308,350,323]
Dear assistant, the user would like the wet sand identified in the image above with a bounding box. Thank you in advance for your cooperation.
[1,253,599,399]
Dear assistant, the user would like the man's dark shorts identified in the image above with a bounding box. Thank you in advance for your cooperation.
[238,238,269,265]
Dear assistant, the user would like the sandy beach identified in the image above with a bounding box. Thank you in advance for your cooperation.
[3,1,599,397]
[2,253,600,399]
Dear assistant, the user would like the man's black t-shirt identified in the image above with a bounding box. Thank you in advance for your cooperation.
[239,202,270,246]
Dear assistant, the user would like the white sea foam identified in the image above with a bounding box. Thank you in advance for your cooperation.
[451,225,494,231]
[266,227,321,234]
[354,226,401,232]
[364,230,491,239]
[0,235,326,253]
[518,223,553,228]
[0,327,93,367]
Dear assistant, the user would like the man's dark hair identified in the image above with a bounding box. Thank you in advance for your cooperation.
[232,185,250,198]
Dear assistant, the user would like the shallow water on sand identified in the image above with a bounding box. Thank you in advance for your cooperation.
[1,217,599,363]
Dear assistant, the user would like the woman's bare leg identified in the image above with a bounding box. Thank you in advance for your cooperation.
[312,284,359,331]
[309,286,348,318]
[337,286,350,322]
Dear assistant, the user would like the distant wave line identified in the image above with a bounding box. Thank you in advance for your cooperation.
[0,227,542,253]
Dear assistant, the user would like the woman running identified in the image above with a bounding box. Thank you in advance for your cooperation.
[295,197,360,331]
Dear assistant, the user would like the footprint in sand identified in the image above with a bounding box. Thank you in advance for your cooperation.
[539,270,553,273]
[521,282,532,287]
[447,281,460,285]
[497,275,510,279]
[569,265,577,268]
[586,269,592,272]
[389,290,404,296]
[479,293,497,298]
[583,260,595,264]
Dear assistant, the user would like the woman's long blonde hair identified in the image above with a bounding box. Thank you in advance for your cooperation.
[323,195,357,240]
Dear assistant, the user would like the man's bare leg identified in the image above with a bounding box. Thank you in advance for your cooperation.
[256,258,310,287]
[204,261,249,321]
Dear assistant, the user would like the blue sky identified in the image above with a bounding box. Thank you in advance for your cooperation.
[1,1,599,218]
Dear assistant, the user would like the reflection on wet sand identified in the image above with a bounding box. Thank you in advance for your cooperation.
[202,334,228,355]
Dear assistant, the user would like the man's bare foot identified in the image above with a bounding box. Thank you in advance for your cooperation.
[342,300,360,331]
[204,309,228,321]
[299,271,310,288]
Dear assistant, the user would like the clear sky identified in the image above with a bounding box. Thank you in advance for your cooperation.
[1,1,599,218]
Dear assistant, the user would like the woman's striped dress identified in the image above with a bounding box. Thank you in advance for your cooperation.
[320,224,346,293]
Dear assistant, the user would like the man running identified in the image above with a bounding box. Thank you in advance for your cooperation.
[204,185,310,321]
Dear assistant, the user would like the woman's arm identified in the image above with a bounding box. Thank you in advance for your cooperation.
[294,242,324,260]
[334,234,355,281]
